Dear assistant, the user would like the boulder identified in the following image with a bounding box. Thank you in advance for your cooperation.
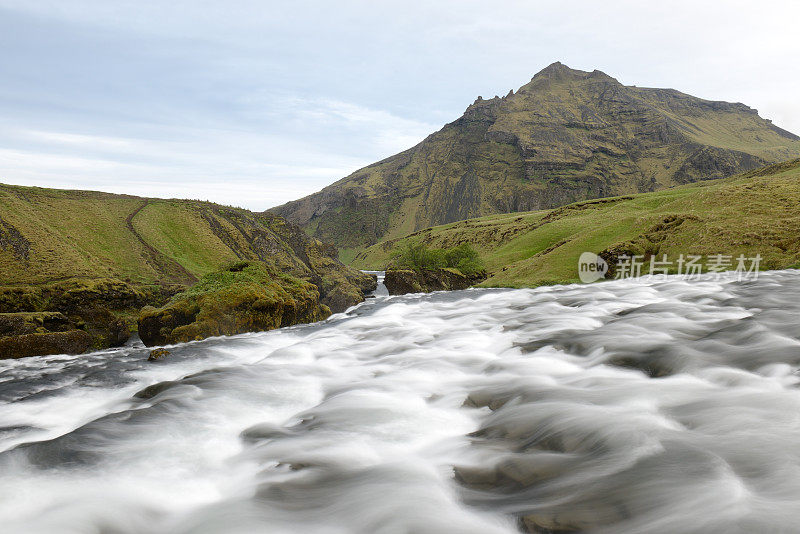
[148,348,171,361]
[0,279,155,354]
[0,330,91,359]
[0,311,93,359]
[384,268,486,295]
[0,311,73,336]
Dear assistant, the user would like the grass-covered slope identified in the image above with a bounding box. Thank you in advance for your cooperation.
[274,62,800,253]
[0,184,372,305]
[353,158,800,287]
[0,184,375,356]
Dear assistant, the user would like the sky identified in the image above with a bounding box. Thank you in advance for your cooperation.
[0,0,798,211]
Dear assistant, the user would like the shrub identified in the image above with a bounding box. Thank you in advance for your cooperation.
[443,243,484,275]
[390,241,484,275]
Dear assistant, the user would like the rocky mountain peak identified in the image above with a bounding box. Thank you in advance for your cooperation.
[273,65,800,250]
[518,61,620,94]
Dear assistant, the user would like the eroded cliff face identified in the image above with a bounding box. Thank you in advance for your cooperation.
[273,62,800,250]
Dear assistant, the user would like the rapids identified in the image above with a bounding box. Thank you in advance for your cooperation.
[2,270,800,533]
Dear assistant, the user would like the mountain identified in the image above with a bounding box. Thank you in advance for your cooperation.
[273,62,800,257]
[353,157,800,286]
[0,184,374,355]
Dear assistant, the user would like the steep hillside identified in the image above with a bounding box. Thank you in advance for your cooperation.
[353,158,800,287]
[274,62,800,255]
[0,184,374,355]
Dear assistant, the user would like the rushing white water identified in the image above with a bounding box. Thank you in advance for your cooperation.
[2,271,800,533]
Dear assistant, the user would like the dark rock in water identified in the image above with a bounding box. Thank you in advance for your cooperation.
[147,348,170,361]
[520,513,594,533]
[239,422,294,443]
[138,261,332,346]
[133,380,181,399]
[0,329,91,359]
[384,268,486,295]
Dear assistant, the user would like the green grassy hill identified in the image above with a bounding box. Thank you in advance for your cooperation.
[0,184,374,355]
[0,184,369,298]
[274,62,800,257]
[353,158,800,287]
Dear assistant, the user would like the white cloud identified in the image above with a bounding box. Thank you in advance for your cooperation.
[0,0,797,211]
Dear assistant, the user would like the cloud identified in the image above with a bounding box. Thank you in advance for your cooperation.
[0,0,797,212]
[0,105,433,210]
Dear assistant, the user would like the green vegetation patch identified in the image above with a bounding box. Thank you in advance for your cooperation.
[138,261,331,346]
[390,241,485,275]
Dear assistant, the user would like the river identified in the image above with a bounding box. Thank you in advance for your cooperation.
[2,270,800,533]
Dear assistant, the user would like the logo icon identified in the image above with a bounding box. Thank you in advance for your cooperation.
[578,252,608,283]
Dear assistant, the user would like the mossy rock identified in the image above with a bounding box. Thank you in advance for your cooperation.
[0,311,95,359]
[0,278,148,354]
[0,330,92,359]
[138,261,331,346]
[384,268,487,295]
[45,278,146,311]
[148,348,171,361]
[0,311,73,336]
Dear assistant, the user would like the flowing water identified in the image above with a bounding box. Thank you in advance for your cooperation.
[2,271,800,533]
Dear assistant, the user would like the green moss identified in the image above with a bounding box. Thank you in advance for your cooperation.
[138,261,331,346]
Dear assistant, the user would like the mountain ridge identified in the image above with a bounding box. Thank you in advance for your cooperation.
[273,62,800,256]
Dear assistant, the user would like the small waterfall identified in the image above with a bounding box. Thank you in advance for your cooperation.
[362,270,389,297]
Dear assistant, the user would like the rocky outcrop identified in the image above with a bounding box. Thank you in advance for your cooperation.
[0,312,91,359]
[384,268,486,295]
[138,262,331,346]
[0,278,178,355]
[0,280,162,356]
[251,211,376,311]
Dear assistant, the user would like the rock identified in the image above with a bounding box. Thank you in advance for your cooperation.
[138,261,331,346]
[239,422,294,443]
[520,513,589,533]
[319,284,367,313]
[0,312,93,359]
[133,380,181,399]
[254,211,375,312]
[0,279,151,355]
[384,268,486,295]
[0,330,91,359]
[0,311,73,336]
[147,348,170,361]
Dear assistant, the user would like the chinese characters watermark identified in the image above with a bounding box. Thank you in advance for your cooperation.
[578,253,762,283]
